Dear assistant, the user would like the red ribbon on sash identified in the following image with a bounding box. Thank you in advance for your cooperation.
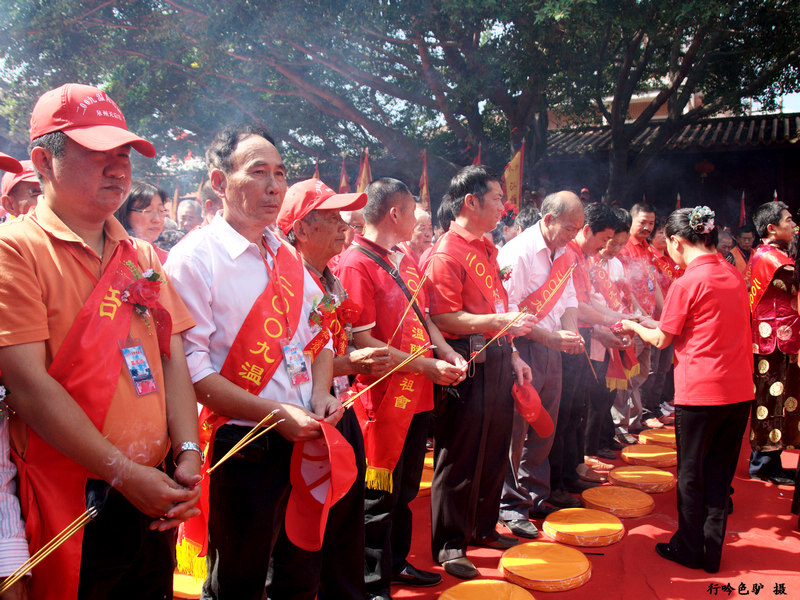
[646,245,683,281]
[180,241,306,557]
[518,251,576,323]
[12,239,141,600]
[748,244,793,312]
[351,263,431,493]
[589,258,640,391]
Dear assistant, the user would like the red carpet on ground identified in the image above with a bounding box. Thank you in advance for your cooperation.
[394,435,800,599]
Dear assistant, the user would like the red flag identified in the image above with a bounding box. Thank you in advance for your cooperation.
[502,141,524,210]
[472,143,482,166]
[312,158,320,180]
[773,189,778,202]
[739,191,746,228]
[642,193,647,203]
[675,192,681,210]
[355,149,372,194]
[419,150,430,210]
[185,149,193,161]
[338,156,351,194]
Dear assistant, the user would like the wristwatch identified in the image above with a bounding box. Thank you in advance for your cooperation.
[175,441,205,463]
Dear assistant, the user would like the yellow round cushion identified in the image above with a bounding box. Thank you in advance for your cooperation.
[418,465,433,497]
[500,542,591,592]
[173,573,202,599]
[542,508,624,546]
[581,485,655,518]
[608,465,676,493]
[621,443,677,467]
[639,428,676,448]
[439,579,536,599]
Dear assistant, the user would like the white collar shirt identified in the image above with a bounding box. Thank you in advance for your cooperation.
[165,214,329,417]
[497,220,577,333]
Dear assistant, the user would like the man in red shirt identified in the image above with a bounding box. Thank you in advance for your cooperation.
[337,178,465,598]
[427,166,536,579]
[614,203,664,442]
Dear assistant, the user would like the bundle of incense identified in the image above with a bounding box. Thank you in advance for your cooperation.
[206,409,282,475]
[341,344,434,410]
[465,308,530,366]
[385,273,428,348]
[0,506,99,593]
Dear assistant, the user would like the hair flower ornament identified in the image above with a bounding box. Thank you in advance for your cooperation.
[689,206,715,234]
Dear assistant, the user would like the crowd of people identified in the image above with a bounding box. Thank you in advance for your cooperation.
[0,82,797,600]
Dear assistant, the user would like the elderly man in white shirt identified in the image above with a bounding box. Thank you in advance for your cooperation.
[165,125,340,600]
[497,191,585,539]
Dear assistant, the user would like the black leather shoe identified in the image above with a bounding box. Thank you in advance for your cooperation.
[751,473,795,486]
[564,479,599,493]
[472,532,519,549]
[529,504,560,519]
[615,432,638,445]
[548,489,582,508]
[501,519,539,539]
[655,542,701,569]
[606,439,624,451]
[442,557,479,579]
[594,447,617,460]
[392,562,441,587]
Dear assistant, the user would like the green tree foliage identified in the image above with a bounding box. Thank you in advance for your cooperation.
[0,0,798,202]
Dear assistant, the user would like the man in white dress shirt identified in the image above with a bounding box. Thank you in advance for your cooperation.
[497,191,585,537]
[165,125,341,600]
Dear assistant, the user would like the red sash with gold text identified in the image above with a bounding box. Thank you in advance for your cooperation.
[12,239,142,600]
[180,241,305,557]
[433,232,507,311]
[518,251,576,323]
[351,261,432,492]
[589,259,640,390]
[646,245,683,281]
[748,244,793,312]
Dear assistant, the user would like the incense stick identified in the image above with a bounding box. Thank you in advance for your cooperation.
[583,346,599,382]
[206,409,280,475]
[464,309,530,366]
[341,344,433,409]
[385,273,428,348]
[0,507,98,593]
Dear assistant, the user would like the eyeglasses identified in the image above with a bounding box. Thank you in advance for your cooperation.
[347,223,364,233]
[130,207,167,219]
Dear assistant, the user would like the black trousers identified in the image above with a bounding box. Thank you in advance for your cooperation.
[550,347,589,491]
[669,401,750,573]
[203,425,293,600]
[431,340,514,563]
[364,410,430,597]
[584,355,615,456]
[78,485,174,600]
[267,410,367,600]
[267,409,367,600]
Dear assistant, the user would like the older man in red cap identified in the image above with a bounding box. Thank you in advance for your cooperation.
[265,178,391,600]
[1,160,40,219]
[0,83,202,600]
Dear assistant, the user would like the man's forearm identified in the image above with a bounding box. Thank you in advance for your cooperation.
[431,310,503,337]
[163,334,200,449]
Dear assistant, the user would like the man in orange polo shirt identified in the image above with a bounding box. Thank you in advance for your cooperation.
[0,84,201,600]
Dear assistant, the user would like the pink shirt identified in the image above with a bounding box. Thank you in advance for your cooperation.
[659,253,753,406]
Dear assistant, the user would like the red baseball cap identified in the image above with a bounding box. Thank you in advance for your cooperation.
[512,380,554,438]
[0,153,22,174]
[285,421,358,551]
[1,160,38,197]
[30,84,156,158]
[277,178,366,234]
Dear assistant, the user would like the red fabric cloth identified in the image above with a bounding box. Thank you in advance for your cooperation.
[659,253,753,406]
[337,235,433,413]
